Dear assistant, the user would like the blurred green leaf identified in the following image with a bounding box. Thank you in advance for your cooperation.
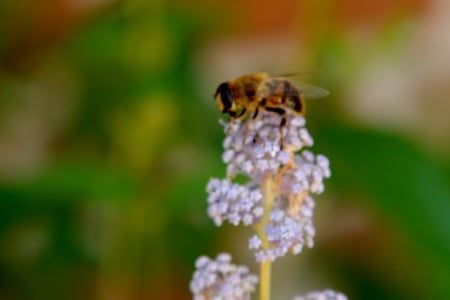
[0,162,136,203]
[318,124,450,298]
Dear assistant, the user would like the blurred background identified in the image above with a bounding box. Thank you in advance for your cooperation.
[0,0,449,299]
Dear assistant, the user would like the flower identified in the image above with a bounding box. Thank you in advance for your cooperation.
[206,178,263,226]
[206,111,330,262]
[221,113,314,183]
[292,289,348,300]
[250,197,316,262]
[190,253,258,300]
[193,85,347,300]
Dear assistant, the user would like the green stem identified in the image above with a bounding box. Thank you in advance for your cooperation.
[258,175,274,300]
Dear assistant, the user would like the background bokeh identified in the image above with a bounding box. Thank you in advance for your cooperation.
[1,0,449,299]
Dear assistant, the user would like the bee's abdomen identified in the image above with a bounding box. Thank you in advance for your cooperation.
[273,80,303,114]
[285,91,303,113]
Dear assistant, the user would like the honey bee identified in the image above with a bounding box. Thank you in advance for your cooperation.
[214,71,329,127]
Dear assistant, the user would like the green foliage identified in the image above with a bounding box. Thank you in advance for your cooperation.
[0,1,449,299]
[319,124,450,299]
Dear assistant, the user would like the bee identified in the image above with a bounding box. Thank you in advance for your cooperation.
[214,71,328,127]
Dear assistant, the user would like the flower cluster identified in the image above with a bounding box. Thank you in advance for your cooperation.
[191,109,347,299]
[190,253,258,300]
[221,115,314,182]
[292,289,348,300]
[206,112,331,262]
[249,196,315,262]
[206,179,263,226]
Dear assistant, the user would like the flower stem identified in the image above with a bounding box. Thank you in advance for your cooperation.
[260,258,271,300]
[259,175,274,300]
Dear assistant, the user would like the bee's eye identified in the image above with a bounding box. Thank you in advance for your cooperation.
[215,83,233,112]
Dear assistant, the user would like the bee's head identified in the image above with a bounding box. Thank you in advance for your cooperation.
[214,82,233,113]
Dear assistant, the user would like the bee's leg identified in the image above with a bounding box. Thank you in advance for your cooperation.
[254,97,267,120]
[279,114,287,149]
[246,100,266,143]
[235,108,254,143]
[226,111,238,134]
[253,107,259,120]
[247,98,264,136]
[235,108,247,118]
[246,100,264,134]
[227,109,248,134]
[243,107,257,144]
[265,107,286,149]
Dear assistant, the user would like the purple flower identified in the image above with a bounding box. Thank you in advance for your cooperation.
[293,289,348,300]
[205,111,331,261]
[190,253,258,300]
[220,113,313,183]
[206,178,263,226]
[193,84,346,300]
[249,197,316,263]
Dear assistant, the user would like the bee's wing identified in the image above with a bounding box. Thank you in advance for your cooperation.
[295,81,330,99]
[274,70,323,78]
[269,71,329,99]
[266,76,330,99]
